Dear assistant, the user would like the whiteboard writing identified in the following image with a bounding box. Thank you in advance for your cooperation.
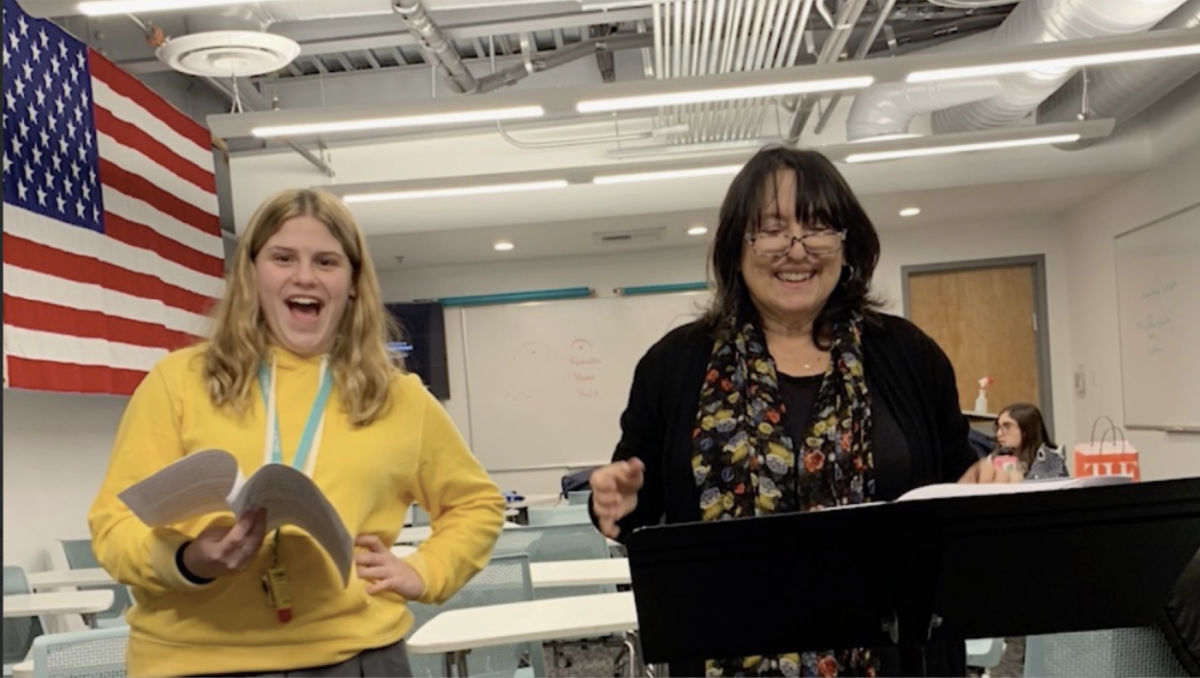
[1114,202,1200,430]
[461,292,709,471]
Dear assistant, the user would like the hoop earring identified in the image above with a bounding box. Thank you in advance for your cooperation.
[843,264,857,283]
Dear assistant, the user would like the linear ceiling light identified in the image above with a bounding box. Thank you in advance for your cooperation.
[78,0,257,15]
[251,106,545,138]
[343,180,568,203]
[593,164,744,184]
[576,77,875,113]
[843,134,1082,164]
[908,43,1200,83]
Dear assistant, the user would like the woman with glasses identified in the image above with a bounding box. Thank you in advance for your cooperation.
[993,403,1067,480]
[588,145,1019,678]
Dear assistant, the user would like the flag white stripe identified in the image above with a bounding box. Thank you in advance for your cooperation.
[103,187,225,262]
[91,78,214,173]
[2,204,225,299]
[99,133,217,218]
[4,265,213,337]
[4,324,166,372]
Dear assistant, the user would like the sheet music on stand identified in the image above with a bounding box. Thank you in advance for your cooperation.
[625,477,1200,676]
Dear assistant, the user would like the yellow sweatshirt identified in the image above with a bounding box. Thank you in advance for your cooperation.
[88,345,505,677]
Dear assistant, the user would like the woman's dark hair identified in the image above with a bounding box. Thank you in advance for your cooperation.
[999,402,1056,468]
[704,145,883,345]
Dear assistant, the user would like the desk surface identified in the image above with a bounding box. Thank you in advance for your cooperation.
[528,558,630,588]
[407,591,637,654]
[27,568,115,590]
[3,590,114,617]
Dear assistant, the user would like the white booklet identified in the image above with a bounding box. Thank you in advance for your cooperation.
[118,449,354,586]
[895,474,1133,502]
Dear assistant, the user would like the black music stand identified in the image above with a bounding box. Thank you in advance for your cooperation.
[625,477,1200,677]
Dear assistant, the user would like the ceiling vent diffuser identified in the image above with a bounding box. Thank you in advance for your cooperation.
[157,31,301,78]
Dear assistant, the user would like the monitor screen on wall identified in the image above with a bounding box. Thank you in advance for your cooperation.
[385,302,450,401]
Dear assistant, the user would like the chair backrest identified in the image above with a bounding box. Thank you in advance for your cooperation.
[1025,626,1189,677]
[4,565,45,666]
[407,554,545,678]
[493,523,615,600]
[565,491,592,506]
[31,626,129,678]
[57,540,132,622]
[525,505,590,526]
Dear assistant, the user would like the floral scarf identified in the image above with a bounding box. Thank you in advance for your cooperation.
[691,314,878,677]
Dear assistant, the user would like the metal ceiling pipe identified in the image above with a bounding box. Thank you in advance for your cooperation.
[812,0,900,135]
[931,0,1191,134]
[393,0,478,94]
[183,5,270,34]
[1036,0,1200,149]
[473,32,655,93]
[785,0,871,143]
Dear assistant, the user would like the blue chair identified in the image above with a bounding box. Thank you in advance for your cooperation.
[493,524,629,674]
[30,626,128,678]
[524,505,590,527]
[565,491,592,506]
[3,566,44,677]
[1025,626,1188,677]
[57,540,131,629]
[407,554,545,678]
[412,505,432,527]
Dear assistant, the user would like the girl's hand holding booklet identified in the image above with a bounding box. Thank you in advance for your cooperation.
[117,449,354,586]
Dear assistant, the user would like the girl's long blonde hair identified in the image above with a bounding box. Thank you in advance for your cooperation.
[202,188,399,426]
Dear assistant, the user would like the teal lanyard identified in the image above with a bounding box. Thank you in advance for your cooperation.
[258,357,333,473]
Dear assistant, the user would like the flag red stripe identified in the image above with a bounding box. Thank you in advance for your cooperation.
[6,356,146,396]
[3,233,216,316]
[99,159,219,237]
[2,295,195,350]
[88,50,212,153]
[94,106,216,194]
[105,212,224,278]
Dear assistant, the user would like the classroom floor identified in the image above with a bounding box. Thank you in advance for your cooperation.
[543,642,626,677]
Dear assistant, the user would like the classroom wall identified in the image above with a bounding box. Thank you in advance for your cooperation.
[875,217,1076,447]
[2,390,127,572]
[378,214,1077,491]
[1062,137,1200,481]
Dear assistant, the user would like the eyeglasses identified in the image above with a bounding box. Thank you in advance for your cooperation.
[744,229,846,258]
[994,421,1017,433]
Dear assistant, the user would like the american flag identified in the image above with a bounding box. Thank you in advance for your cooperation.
[3,0,224,396]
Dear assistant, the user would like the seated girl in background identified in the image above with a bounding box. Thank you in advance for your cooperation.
[993,402,1069,479]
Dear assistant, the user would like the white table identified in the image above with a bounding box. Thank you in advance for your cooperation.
[407,591,638,674]
[27,568,115,590]
[3,590,114,629]
[396,521,522,545]
[528,558,630,589]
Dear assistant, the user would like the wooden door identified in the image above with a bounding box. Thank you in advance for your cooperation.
[908,263,1041,415]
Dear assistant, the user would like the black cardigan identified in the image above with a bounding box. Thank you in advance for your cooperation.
[600,313,977,677]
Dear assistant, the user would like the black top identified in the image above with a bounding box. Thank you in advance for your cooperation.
[778,372,912,501]
[597,313,978,677]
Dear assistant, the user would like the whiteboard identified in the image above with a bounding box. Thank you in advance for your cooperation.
[1114,202,1200,432]
[460,292,711,471]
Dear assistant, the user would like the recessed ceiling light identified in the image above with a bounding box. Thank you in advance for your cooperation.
[899,207,921,218]
[493,241,515,252]
[687,226,709,236]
